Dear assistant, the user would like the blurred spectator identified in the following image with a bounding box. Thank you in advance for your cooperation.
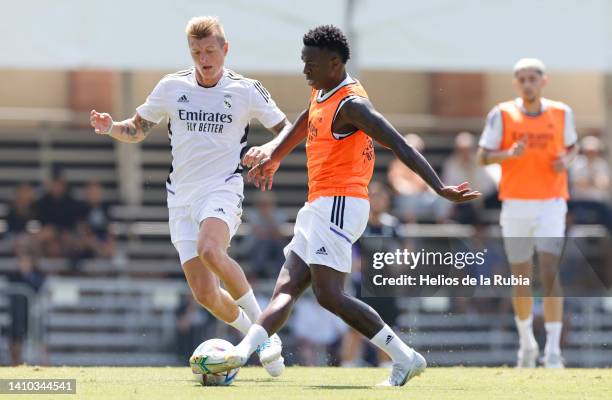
[8,238,46,366]
[387,133,446,222]
[570,136,609,200]
[290,294,347,366]
[35,170,82,259]
[244,192,288,278]
[77,181,115,258]
[342,182,400,368]
[6,183,37,237]
[441,132,499,223]
[569,136,612,233]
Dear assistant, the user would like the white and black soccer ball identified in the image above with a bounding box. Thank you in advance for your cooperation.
[190,338,240,386]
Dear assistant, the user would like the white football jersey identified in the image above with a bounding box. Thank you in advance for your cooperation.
[136,67,286,208]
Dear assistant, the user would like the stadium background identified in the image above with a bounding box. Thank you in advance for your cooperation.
[1,0,611,369]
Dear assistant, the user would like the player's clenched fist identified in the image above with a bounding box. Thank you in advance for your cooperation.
[508,138,526,157]
[90,109,114,135]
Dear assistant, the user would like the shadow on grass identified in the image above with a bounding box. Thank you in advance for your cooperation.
[305,385,372,390]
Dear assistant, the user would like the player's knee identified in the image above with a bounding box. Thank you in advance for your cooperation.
[313,286,342,313]
[197,241,224,267]
[192,288,220,310]
[275,279,302,298]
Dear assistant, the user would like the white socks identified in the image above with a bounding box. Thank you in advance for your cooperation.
[369,325,413,363]
[235,324,269,359]
[236,289,262,323]
[228,308,252,335]
[544,321,562,356]
[515,315,538,350]
[516,316,563,355]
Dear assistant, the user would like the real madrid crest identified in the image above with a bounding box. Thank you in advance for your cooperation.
[224,94,232,109]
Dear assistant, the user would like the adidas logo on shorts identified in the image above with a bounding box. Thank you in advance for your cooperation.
[315,246,328,255]
[385,335,394,345]
[214,207,225,214]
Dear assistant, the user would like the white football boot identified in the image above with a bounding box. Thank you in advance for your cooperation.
[542,352,565,369]
[257,334,285,377]
[517,344,539,368]
[376,350,427,387]
[221,333,285,377]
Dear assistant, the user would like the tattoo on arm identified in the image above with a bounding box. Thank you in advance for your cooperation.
[135,114,157,135]
[113,114,157,142]
[117,121,138,138]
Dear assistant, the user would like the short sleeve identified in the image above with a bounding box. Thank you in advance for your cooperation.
[479,106,503,150]
[563,105,578,147]
[249,80,286,129]
[136,79,168,124]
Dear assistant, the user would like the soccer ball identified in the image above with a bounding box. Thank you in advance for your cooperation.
[194,368,240,387]
[190,338,240,386]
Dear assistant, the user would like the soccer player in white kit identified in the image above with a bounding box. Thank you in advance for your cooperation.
[89,16,287,376]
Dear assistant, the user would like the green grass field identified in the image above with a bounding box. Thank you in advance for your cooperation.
[1,366,610,400]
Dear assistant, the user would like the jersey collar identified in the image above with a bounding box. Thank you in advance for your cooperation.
[316,74,356,103]
[192,67,227,89]
[515,97,548,116]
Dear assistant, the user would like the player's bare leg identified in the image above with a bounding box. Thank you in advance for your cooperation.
[196,217,285,376]
[219,258,424,386]
[226,252,312,367]
[511,261,534,320]
[511,261,539,367]
[197,218,251,299]
[308,265,425,387]
[183,256,254,373]
[182,257,244,323]
[259,252,312,334]
[538,251,564,368]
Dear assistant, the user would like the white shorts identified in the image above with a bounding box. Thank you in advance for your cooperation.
[284,196,369,273]
[169,179,244,265]
[500,198,567,263]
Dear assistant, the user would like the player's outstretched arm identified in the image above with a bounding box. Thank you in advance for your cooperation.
[246,108,309,190]
[243,117,292,168]
[90,110,157,143]
[338,98,481,203]
[243,109,308,168]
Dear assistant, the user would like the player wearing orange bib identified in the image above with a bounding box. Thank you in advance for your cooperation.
[478,58,579,368]
[204,25,480,386]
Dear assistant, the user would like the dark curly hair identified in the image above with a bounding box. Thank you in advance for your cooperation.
[303,25,350,63]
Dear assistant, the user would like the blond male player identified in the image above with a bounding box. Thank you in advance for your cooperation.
[478,58,579,368]
[89,16,288,376]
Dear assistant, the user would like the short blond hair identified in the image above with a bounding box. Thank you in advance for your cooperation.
[185,16,226,43]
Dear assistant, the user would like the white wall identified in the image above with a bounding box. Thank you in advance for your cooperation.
[1,0,610,72]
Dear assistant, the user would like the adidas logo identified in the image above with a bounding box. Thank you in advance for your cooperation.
[315,246,328,255]
[214,208,225,214]
[177,94,189,103]
[385,335,394,345]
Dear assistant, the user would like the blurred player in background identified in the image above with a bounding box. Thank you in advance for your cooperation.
[203,25,480,387]
[478,58,579,368]
[89,16,288,376]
